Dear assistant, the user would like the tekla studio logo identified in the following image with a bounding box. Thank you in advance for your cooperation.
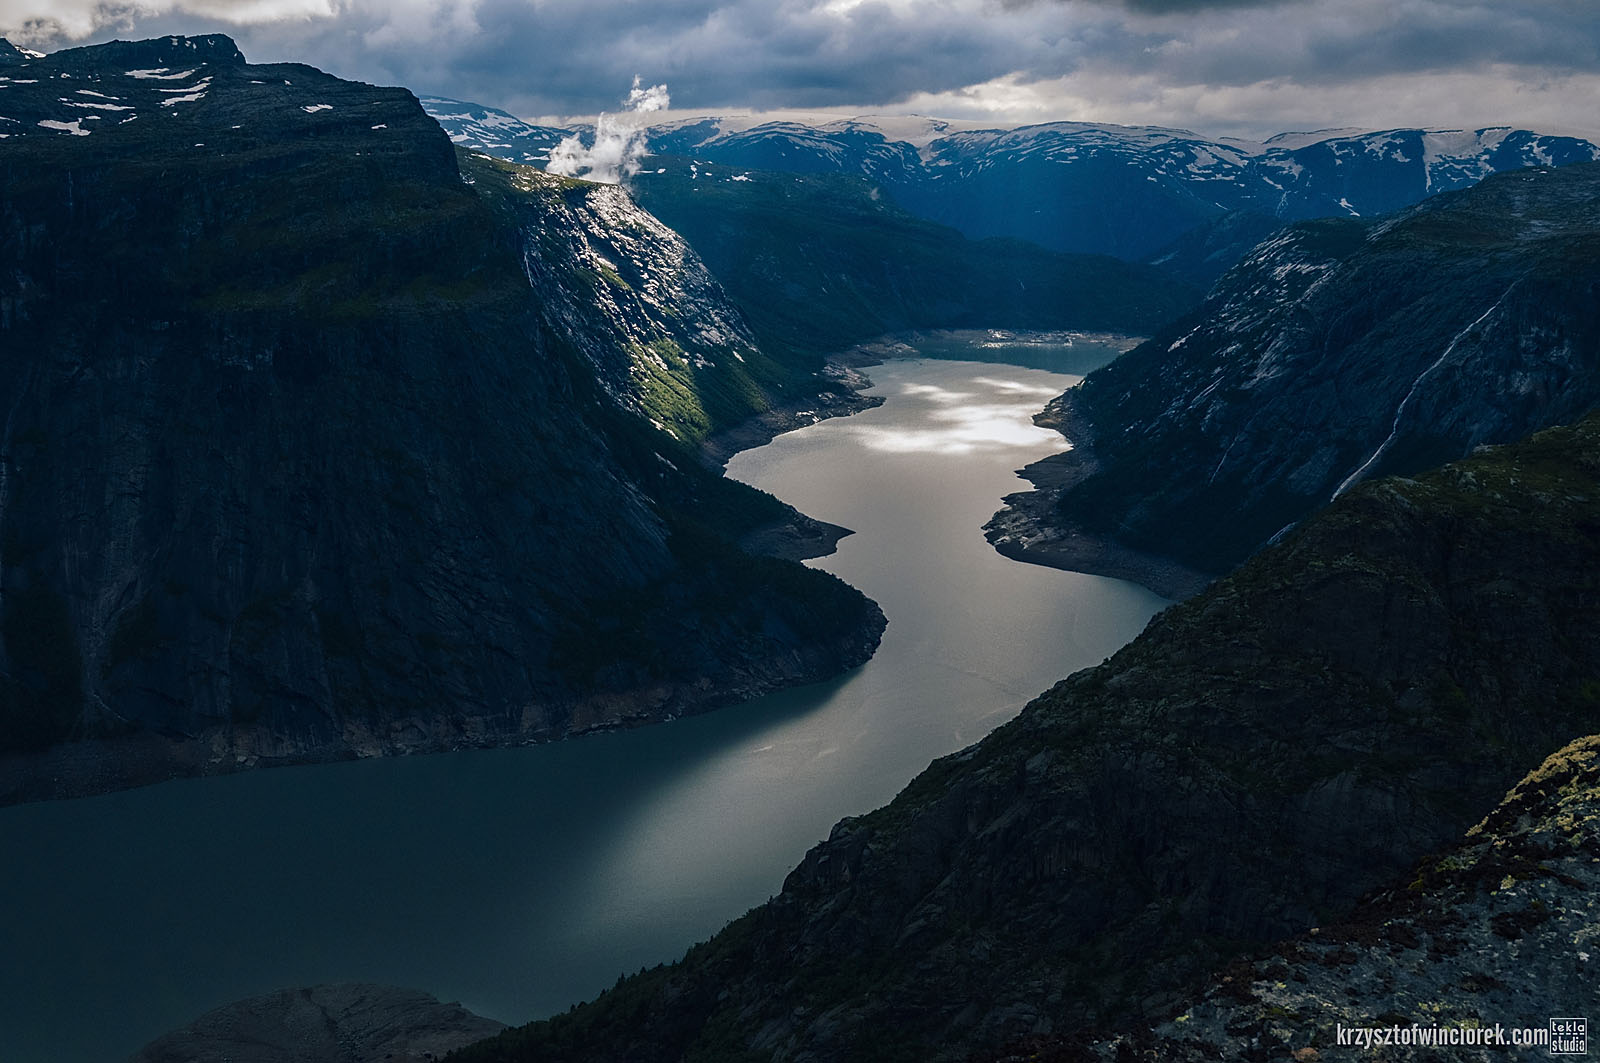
[1550,1017,1588,1056]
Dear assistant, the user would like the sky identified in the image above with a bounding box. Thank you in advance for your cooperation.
[2,0,1598,140]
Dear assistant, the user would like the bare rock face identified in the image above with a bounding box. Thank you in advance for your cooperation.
[989,162,1600,585]
[132,983,505,1063]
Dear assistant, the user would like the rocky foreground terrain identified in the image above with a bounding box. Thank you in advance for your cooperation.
[0,35,884,804]
[134,984,505,1063]
[1049,734,1600,1062]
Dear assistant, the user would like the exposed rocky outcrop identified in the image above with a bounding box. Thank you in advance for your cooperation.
[469,154,823,446]
[450,409,1600,1061]
[1056,735,1600,1062]
[0,36,884,804]
[1140,208,1287,291]
[989,162,1600,586]
[134,983,504,1063]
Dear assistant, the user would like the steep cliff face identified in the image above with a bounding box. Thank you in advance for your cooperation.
[455,412,1600,1063]
[1070,735,1600,1062]
[0,36,884,803]
[989,162,1600,583]
[468,155,803,444]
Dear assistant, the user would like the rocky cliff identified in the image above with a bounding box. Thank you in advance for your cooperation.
[464,153,865,446]
[989,161,1600,585]
[452,410,1600,1062]
[0,35,884,804]
[1064,734,1600,1062]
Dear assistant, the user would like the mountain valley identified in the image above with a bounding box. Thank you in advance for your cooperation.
[0,29,1596,1063]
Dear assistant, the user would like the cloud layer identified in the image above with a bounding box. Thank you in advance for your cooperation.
[3,0,1596,138]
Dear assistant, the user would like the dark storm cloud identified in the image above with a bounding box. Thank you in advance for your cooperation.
[1000,0,1299,10]
[7,0,1598,135]
[197,0,1093,116]
[1109,1,1600,88]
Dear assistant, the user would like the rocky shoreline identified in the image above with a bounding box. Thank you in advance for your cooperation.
[697,362,884,470]
[0,595,885,807]
[985,391,1213,601]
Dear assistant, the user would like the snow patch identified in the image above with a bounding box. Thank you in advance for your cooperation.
[37,119,90,136]
[1260,128,1369,151]
[160,78,211,93]
[302,103,333,113]
[125,68,197,80]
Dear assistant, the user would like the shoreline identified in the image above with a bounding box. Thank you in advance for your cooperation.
[0,362,897,809]
[716,331,1209,600]
[698,362,883,469]
[984,391,1214,603]
[701,361,884,562]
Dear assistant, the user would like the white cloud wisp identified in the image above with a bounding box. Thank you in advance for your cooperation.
[546,76,669,183]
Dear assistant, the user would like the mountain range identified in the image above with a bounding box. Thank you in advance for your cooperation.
[425,98,1600,265]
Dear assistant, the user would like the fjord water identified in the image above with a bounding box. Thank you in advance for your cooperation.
[0,353,1165,1063]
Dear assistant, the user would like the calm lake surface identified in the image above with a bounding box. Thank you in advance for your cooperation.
[0,352,1166,1063]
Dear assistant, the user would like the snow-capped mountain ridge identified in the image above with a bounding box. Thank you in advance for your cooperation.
[424,96,1600,262]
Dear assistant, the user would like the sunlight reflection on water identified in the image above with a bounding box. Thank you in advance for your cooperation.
[0,354,1166,1063]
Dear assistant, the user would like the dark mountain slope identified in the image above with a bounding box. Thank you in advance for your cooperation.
[989,162,1600,584]
[451,411,1600,1060]
[0,36,883,803]
[1139,208,1286,291]
[625,160,1200,360]
[1068,734,1600,1062]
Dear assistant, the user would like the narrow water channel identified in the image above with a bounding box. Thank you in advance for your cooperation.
[0,352,1166,1063]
